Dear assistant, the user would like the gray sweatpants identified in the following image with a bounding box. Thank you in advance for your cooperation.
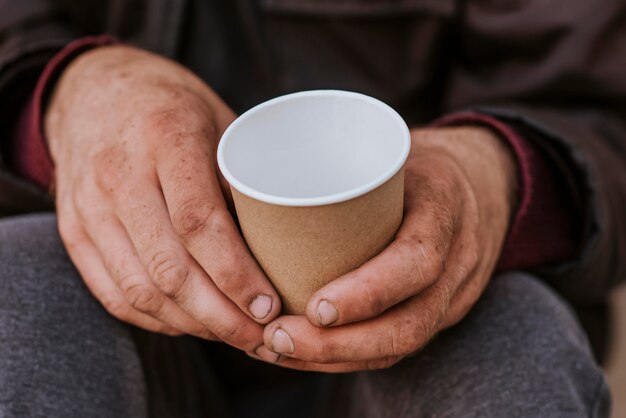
[0,214,611,417]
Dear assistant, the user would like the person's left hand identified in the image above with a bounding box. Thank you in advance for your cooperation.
[249,126,519,372]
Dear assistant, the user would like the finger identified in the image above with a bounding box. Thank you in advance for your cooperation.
[267,229,482,364]
[439,249,486,330]
[107,180,215,313]
[264,279,449,364]
[56,210,182,336]
[107,178,267,347]
[78,199,264,351]
[100,181,234,341]
[306,195,457,327]
[156,133,281,323]
[248,351,403,373]
[71,241,185,336]
[74,199,221,341]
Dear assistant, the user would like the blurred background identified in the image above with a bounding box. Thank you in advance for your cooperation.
[608,285,626,416]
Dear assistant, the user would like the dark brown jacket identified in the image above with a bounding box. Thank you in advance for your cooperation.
[1,0,625,339]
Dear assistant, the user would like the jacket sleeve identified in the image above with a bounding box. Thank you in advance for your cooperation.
[0,0,85,214]
[0,1,83,128]
[443,0,626,305]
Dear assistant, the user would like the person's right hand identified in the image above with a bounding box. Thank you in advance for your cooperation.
[46,45,281,356]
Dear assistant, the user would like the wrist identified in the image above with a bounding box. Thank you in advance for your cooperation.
[456,126,519,218]
[411,126,519,226]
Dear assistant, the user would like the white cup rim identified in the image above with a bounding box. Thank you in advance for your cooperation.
[217,90,411,207]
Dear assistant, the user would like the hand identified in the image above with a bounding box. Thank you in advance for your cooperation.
[47,45,281,354]
[252,126,518,371]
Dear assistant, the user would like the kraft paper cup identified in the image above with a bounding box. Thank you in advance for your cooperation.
[217,90,411,314]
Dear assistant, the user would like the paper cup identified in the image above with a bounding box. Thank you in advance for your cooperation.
[218,90,411,314]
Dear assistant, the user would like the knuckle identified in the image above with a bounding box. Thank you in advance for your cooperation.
[145,108,187,135]
[123,282,164,316]
[387,323,405,357]
[213,322,252,349]
[93,146,131,192]
[212,261,249,300]
[413,239,445,280]
[388,312,431,358]
[397,238,444,286]
[204,207,234,235]
[100,296,128,319]
[223,324,241,340]
[143,102,215,149]
[408,307,436,350]
[316,338,340,364]
[361,279,385,317]
[144,104,205,138]
[147,251,191,299]
[429,246,447,278]
[172,197,220,240]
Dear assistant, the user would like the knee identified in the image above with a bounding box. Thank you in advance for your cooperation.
[0,213,103,328]
[482,272,595,357]
[454,272,611,416]
[348,272,611,417]
[0,213,67,276]
[0,213,75,303]
[0,216,146,417]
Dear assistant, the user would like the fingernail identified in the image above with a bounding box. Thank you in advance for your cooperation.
[254,345,280,363]
[271,328,294,354]
[317,299,338,326]
[249,295,272,319]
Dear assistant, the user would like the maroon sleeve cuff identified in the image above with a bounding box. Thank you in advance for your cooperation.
[9,34,118,190]
[433,112,579,270]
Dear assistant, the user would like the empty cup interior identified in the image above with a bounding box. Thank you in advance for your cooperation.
[218,91,410,206]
